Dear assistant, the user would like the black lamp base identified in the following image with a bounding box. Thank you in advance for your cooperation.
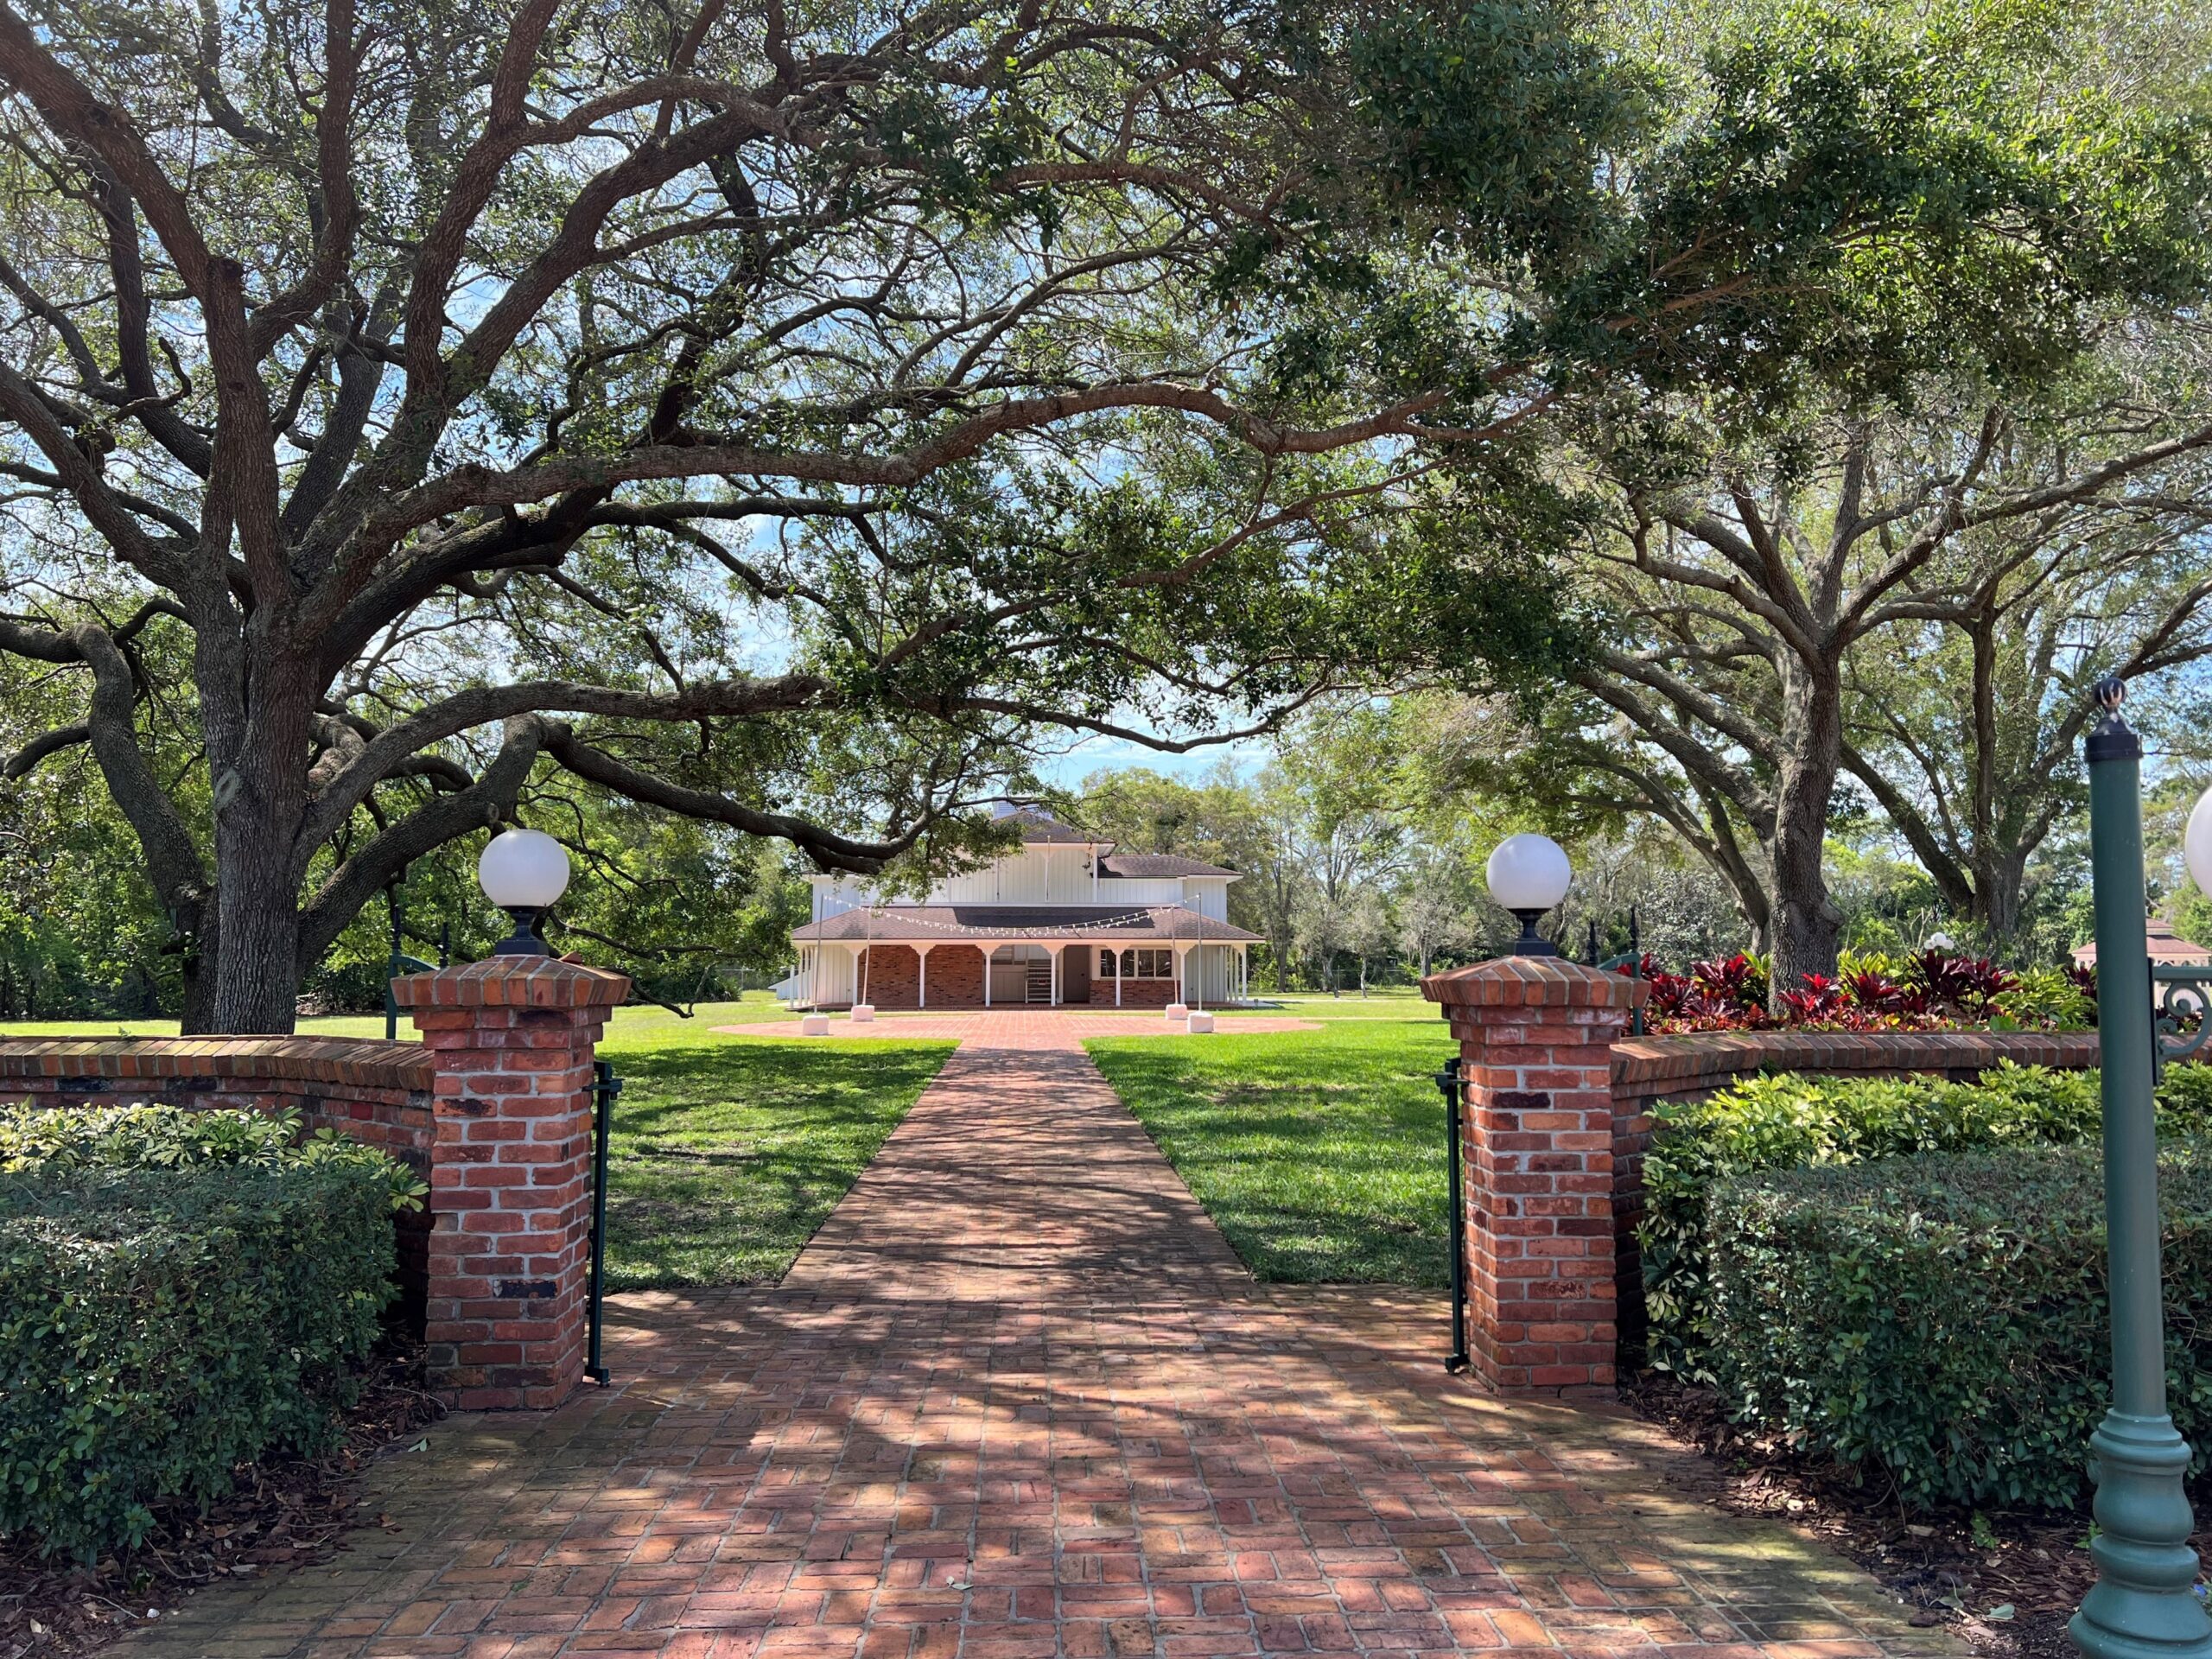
[1510,909,1560,957]
[492,906,551,957]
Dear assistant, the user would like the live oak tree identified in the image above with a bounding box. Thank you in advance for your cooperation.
[0,0,1646,1032]
[1559,345,2212,988]
[1840,398,2212,946]
[1519,0,2212,995]
[1,0,2194,1031]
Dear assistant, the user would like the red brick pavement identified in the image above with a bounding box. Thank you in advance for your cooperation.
[779,1012,1252,1300]
[118,1016,1953,1659]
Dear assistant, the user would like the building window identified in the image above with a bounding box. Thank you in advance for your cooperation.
[1100,948,1176,979]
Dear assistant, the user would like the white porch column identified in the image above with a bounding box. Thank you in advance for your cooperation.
[915,943,934,1009]
[1049,945,1060,1006]
[983,943,993,1007]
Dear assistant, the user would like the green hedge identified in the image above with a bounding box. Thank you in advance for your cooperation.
[1706,1141,2212,1510]
[1640,1062,2212,1374]
[0,1106,409,1560]
[0,1101,427,1209]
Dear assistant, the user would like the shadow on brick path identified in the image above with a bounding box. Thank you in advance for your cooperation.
[115,1014,1960,1659]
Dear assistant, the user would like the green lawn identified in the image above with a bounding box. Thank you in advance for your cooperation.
[595,1028,954,1288]
[0,989,798,1043]
[0,991,946,1291]
[0,983,1456,1289]
[1085,1012,1458,1285]
[1217,986,1437,1021]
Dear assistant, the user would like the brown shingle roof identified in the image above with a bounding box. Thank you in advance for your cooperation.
[1097,853,1240,880]
[1001,806,1096,843]
[2073,916,2212,967]
[793,904,1262,944]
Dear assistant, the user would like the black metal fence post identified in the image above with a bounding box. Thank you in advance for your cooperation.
[1435,1059,1470,1373]
[587,1059,621,1387]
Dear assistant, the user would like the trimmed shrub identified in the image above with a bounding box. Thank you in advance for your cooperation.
[1705,1140,2212,1510]
[0,1108,409,1560]
[0,1102,426,1210]
[1641,1063,2212,1374]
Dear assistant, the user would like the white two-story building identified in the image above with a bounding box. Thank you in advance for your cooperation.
[787,806,1261,1009]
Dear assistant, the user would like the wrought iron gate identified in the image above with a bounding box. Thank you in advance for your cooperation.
[587,1058,621,1386]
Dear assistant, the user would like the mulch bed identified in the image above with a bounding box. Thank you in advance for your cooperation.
[1625,1373,2212,1659]
[0,1344,442,1659]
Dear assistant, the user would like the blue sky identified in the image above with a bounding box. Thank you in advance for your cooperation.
[1031,732,1267,791]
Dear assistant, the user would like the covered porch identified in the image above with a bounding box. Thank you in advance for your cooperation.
[790,937,1252,1010]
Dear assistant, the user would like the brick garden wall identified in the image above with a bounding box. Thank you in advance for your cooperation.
[0,1037,438,1327]
[1605,1028,2101,1349]
[0,957,632,1412]
[1422,958,2107,1395]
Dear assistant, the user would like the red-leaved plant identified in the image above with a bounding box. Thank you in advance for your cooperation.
[1622,948,2057,1035]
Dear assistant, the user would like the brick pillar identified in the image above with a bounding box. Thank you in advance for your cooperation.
[1421,957,1643,1394]
[391,957,630,1409]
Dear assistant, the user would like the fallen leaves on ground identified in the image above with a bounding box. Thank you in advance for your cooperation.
[0,1343,441,1659]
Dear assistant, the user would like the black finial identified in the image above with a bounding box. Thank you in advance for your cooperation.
[2086,675,2141,764]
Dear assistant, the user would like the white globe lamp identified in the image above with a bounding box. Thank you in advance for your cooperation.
[478,826,571,957]
[2187,785,2212,904]
[1486,833,1573,957]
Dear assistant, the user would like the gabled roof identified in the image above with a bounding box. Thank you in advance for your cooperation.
[997,804,1098,844]
[793,904,1262,944]
[1097,852,1241,880]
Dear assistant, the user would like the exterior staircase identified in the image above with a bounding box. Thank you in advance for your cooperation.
[1026,961,1052,1004]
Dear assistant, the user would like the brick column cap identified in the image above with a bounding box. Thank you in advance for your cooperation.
[392,956,631,1010]
[1421,955,1647,1010]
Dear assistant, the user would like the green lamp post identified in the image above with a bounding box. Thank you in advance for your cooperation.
[2073,677,2212,1659]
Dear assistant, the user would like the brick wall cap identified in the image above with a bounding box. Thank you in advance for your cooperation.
[1610,1027,2101,1090]
[1421,956,1648,1010]
[0,1036,434,1090]
[391,957,632,1010]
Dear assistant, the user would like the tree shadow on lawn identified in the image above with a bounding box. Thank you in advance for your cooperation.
[601,1037,956,1290]
[1086,1026,1459,1287]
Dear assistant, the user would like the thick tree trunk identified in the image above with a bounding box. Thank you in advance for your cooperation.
[1974,850,2029,949]
[203,653,316,1034]
[1767,661,1845,1006]
[176,912,220,1034]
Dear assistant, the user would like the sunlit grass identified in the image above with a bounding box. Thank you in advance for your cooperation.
[598,1029,954,1289]
[1086,1018,1458,1285]
[1219,987,1434,1021]
[0,989,938,1289]
[0,989,798,1043]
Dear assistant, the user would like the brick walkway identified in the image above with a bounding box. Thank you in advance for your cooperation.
[119,1017,1952,1659]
